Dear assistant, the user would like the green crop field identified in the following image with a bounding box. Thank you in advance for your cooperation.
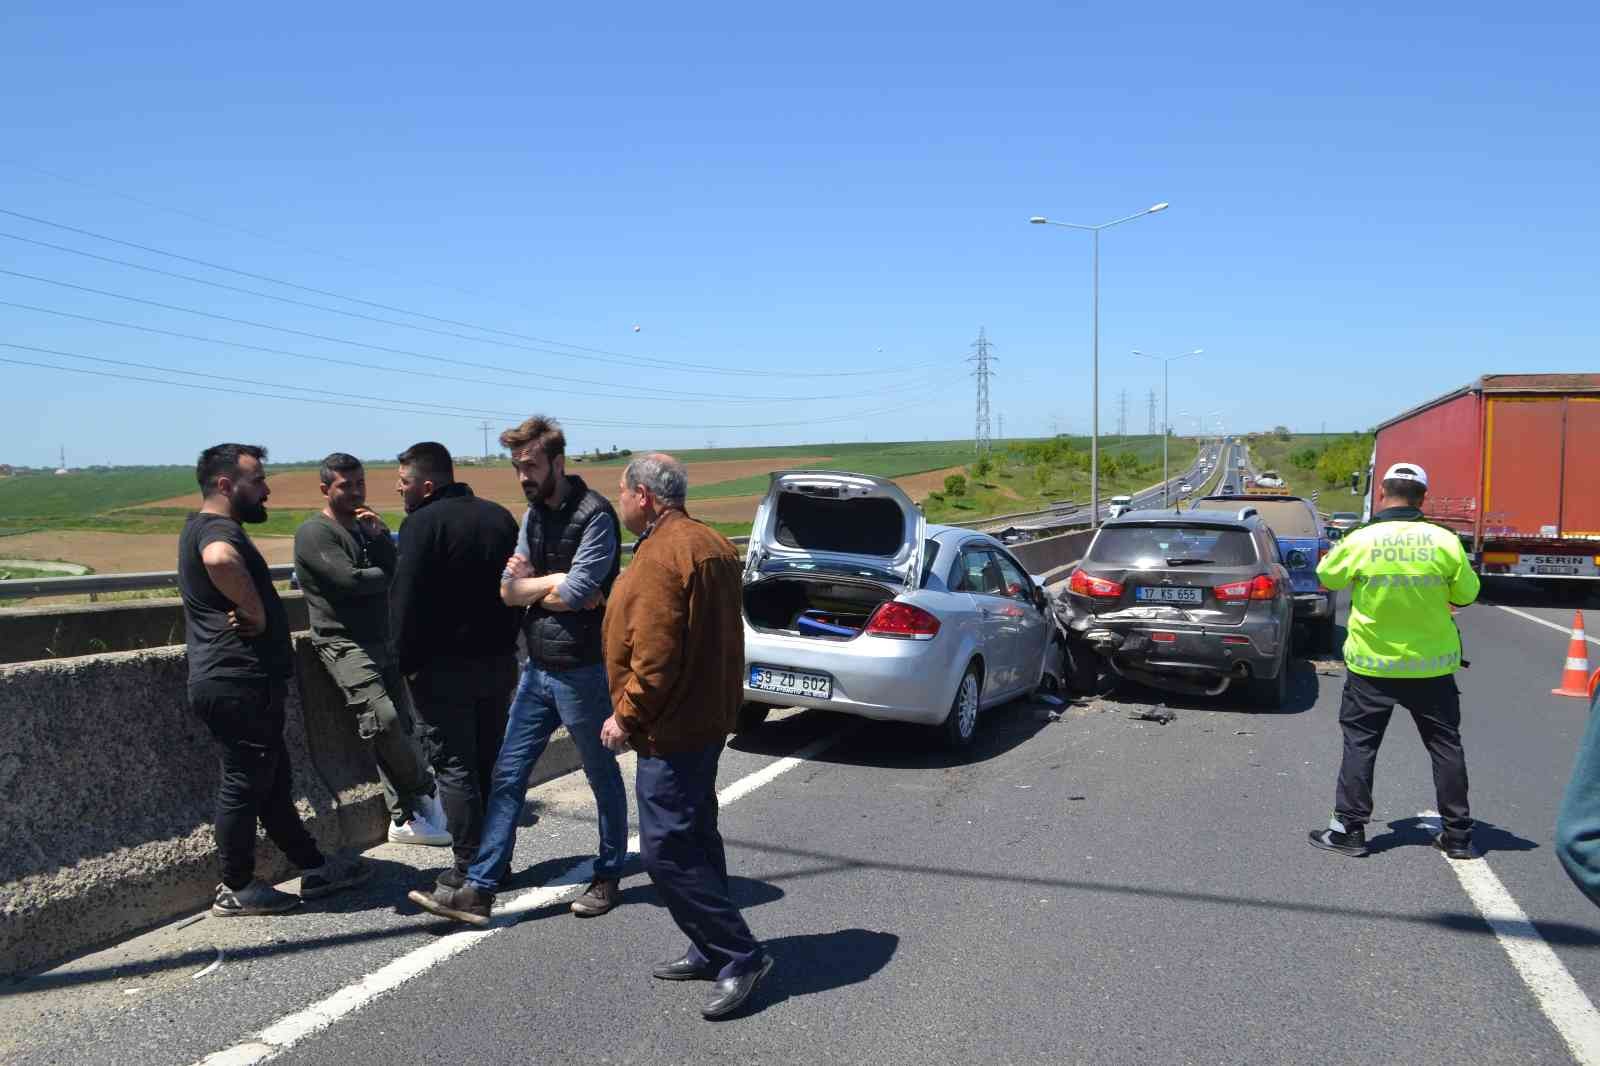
[690,440,982,498]
[0,467,196,524]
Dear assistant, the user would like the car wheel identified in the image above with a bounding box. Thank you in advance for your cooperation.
[940,663,982,750]
[1250,639,1289,710]
[734,702,770,734]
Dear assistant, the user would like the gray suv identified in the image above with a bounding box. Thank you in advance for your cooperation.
[1054,508,1294,708]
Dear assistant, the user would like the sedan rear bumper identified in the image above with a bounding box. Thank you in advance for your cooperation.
[742,626,966,726]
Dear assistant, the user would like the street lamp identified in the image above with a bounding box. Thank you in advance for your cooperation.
[1131,347,1203,505]
[1030,202,1169,527]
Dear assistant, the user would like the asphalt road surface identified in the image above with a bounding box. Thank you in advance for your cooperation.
[7,580,1600,1065]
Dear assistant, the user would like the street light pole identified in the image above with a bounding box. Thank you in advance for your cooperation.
[1030,202,1168,527]
[1131,347,1203,506]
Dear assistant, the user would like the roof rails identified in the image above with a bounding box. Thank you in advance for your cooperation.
[1236,506,1259,521]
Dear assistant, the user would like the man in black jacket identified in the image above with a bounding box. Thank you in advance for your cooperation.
[390,442,520,889]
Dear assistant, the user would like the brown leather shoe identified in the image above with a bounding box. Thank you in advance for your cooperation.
[407,882,493,926]
[570,876,619,917]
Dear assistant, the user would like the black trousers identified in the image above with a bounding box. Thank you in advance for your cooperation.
[637,740,762,980]
[189,677,325,890]
[408,653,519,872]
[1334,671,1472,843]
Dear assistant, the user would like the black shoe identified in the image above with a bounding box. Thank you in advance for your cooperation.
[702,954,774,1020]
[1434,833,1477,860]
[1308,826,1369,857]
[407,882,494,926]
[653,953,718,981]
[436,867,467,890]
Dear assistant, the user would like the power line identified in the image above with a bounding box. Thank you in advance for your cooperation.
[0,344,950,431]
[0,271,951,407]
[0,206,940,379]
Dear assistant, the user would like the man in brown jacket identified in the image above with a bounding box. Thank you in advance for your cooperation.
[600,453,773,1019]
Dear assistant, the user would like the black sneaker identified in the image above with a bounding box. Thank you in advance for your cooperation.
[407,882,494,927]
[1434,833,1478,860]
[212,880,300,917]
[299,856,372,899]
[1308,825,1369,857]
[570,877,620,917]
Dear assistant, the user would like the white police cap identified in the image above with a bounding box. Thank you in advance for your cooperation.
[1382,462,1428,488]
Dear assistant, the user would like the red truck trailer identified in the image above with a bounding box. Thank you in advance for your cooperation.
[1367,374,1600,589]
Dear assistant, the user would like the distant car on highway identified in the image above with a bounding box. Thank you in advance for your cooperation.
[1179,483,1193,495]
[1325,511,1361,537]
[1107,494,1135,518]
[740,471,1056,748]
[1221,482,1237,494]
[1055,507,1294,708]
[1190,494,1336,652]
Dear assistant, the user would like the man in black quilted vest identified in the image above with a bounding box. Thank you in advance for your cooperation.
[410,415,628,926]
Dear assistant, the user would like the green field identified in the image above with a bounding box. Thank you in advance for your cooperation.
[690,440,981,498]
[1243,432,1372,502]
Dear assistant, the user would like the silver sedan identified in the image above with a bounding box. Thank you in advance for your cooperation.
[740,471,1057,748]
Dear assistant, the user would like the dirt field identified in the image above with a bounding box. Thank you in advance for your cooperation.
[0,530,297,574]
[136,456,835,511]
[686,465,966,526]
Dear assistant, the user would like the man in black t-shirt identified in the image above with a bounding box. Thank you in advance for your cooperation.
[179,443,370,916]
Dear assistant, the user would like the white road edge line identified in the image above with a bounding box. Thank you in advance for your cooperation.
[1420,810,1600,1065]
[194,727,853,1066]
[1494,605,1600,648]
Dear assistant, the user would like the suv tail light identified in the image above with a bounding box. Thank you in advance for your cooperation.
[1215,574,1278,602]
[1068,569,1124,599]
[864,602,941,640]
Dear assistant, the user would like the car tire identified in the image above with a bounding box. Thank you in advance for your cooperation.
[734,702,770,734]
[939,663,982,750]
[1250,639,1289,710]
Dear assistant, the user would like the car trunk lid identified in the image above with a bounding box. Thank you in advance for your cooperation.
[746,471,925,588]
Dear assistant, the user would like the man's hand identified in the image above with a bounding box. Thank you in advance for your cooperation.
[502,554,534,582]
[354,507,388,536]
[228,606,265,637]
[600,715,630,752]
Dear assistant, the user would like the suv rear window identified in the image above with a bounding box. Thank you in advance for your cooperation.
[1088,526,1257,567]
[1191,498,1320,537]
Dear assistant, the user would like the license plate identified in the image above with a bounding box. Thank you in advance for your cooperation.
[1135,587,1203,604]
[1532,565,1580,576]
[749,666,832,699]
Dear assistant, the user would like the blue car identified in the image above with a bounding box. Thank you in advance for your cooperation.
[1189,494,1337,652]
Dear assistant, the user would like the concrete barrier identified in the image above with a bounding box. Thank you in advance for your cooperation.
[0,636,579,977]
[1009,529,1094,583]
[0,594,311,666]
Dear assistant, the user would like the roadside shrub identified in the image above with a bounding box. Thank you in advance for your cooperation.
[944,474,967,497]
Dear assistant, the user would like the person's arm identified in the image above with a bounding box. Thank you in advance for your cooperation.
[390,516,431,676]
[539,512,617,612]
[1315,533,1359,591]
[1447,540,1481,607]
[360,510,398,575]
[296,521,387,600]
[502,570,566,607]
[609,558,687,737]
[201,539,266,636]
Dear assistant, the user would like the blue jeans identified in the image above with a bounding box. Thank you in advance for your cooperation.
[467,661,627,891]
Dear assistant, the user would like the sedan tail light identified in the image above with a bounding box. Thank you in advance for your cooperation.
[1215,574,1279,602]
[864,602,941,640]
[1068,569,1125,599]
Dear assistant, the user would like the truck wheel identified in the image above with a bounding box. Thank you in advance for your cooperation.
[734,702,770,734]
[939,663,982,750]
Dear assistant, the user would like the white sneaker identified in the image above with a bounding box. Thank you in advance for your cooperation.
[388,816,452,847]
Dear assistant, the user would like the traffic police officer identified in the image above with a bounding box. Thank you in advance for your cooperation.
[1307,461,1481,859]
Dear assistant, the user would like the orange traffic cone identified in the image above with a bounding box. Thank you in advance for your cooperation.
[1553,610,1593,698]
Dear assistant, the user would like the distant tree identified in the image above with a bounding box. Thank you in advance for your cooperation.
[973,457,993,480]
[1273,425,1292,440]
[943,474,967,497]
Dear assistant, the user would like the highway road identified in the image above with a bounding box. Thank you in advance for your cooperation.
[989,437,1225,534]
[8,582,1600,1065]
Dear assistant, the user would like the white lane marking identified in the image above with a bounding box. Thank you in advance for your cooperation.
[1495,605,1600,648]
[1420,811,1600,1064]
[194,727,851,1066]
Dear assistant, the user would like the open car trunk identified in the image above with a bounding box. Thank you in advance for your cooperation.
[742,574,897,641]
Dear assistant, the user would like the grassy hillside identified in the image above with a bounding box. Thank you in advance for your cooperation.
[1245,432,1372,503]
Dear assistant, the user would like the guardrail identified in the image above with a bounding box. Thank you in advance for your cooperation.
[0,536,752,601]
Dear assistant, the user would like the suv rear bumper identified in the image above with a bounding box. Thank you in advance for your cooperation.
[1062,612,1285,690]
[1293,591,1334,619]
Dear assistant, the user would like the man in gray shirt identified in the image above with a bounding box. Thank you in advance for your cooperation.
[294,452,450,846]
[410,416,627,926]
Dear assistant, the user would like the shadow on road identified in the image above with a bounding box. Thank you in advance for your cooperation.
[1478,577,1599,610]
[1370,816,1540,858]
[1087,655,1326,717]
[729,928,899,1020]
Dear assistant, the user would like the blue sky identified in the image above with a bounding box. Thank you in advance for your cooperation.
[2,2,1596,467]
